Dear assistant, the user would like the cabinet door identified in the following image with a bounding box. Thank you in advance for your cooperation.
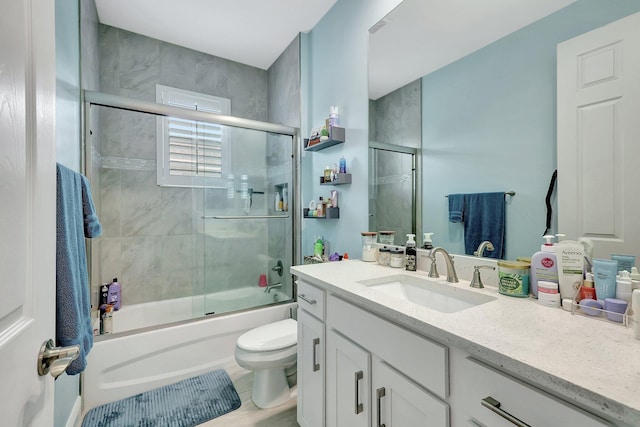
[326,329,371,427]
[372,359,449,427]
[298,309,325,427]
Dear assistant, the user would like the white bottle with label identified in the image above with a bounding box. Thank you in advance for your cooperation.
[530,235,558,298]
[555,240,584,300]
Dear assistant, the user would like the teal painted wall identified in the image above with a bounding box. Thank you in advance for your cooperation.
[301,0,402,258]
[421,0,640,260]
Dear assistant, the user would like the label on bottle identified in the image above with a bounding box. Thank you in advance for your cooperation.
[405,254,416,271]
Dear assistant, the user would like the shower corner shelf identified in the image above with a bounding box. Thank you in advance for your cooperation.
[303,207,339,219]
[320,173,351,185]
[304,126,345,152]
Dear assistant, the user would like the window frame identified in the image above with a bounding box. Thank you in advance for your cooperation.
[156,84,231,188]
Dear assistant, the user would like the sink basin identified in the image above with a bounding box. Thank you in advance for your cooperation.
[357,274,496,313]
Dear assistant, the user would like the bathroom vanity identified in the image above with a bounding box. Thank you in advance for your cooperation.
[292,260,640,427]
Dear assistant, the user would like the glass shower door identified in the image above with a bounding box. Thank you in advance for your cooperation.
[199,127,294,316]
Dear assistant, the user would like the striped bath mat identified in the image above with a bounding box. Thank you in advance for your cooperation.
[81,369,241,427]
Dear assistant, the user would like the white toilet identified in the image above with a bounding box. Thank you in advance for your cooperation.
[234,318,297,409]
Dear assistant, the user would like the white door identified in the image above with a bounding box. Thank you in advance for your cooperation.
[558,12,640,258]
[372,358,449,427]
[326,330,371,427]
[0,0,57,424]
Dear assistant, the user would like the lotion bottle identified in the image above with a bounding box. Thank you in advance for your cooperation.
[405,234,417,271]
[556,240,585,300]
[530,235,558,298]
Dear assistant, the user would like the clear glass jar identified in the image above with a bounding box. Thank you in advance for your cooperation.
[389,248,405,268]
[377,246,391,266]
[361,232,378,262]
[378,231,395,245]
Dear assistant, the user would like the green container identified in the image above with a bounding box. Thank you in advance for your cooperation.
[498,260,530,297]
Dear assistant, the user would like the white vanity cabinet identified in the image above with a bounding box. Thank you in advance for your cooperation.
[449,347,612,427]
[297,281,326,427]
[326,295,450,427]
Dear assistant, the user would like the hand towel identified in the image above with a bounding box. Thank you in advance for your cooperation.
[462,192,505,259]
[56,163,102,375]
[448,194,464,223]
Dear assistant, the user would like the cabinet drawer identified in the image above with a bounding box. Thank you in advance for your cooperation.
[296,280,325,320]
[327,295,448,399]
[458,357,611,427]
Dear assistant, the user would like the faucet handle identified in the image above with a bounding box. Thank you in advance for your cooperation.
[470,265,495,289]
[427,256,439,278]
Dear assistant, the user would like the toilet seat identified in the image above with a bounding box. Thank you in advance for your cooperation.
[237,318,297,352]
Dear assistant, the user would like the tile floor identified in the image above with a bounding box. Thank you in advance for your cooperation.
[198,363,298,426]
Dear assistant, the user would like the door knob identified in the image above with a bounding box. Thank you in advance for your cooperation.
[37,339,80,379]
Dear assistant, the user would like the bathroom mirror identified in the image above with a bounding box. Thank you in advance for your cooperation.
[368,0,640,260]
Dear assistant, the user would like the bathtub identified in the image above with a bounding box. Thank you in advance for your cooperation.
[111,286,289,333]
[82,289,295,411]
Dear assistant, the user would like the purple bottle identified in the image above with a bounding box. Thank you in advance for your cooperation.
[108,277,121,311]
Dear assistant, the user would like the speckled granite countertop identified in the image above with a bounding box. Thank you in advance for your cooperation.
[291,259,640,426]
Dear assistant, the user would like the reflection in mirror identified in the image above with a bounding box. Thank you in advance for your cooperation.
[368,79,422,245]
[368,0,640,259]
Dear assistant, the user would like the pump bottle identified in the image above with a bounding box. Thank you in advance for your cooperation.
[405,234,417,271]
[530,235,558,298]
[422,232,434,250]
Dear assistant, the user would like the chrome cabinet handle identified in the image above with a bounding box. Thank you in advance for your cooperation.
[481,396,531,427]
[298,294,317,305]
[312,338,320,372]
[354,371,364,414]
[376,387,386,427]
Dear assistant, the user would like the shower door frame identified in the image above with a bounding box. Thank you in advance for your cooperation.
[368,140,422,241]
[82,90,302,312]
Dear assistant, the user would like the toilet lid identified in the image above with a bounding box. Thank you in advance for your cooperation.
[237,318,297,351]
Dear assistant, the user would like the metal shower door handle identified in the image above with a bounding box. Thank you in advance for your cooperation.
[37,339,80,379]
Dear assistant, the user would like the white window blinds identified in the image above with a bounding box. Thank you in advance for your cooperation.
[156,85,231,187]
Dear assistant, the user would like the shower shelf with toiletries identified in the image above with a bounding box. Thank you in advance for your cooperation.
[304,126,345,151]
[303,207,339,219]
[320,173,351,185]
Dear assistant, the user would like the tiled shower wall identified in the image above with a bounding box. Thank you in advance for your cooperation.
[94,25,299,306]
[369,79,421,242]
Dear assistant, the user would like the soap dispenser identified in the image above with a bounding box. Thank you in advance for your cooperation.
[530,235,558,298]
[405,234,417,271]
[422,233,434,250]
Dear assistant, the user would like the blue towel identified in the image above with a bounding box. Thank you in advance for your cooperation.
[448,194,464,223]
[56,163,102,375]
[462,192,505,259]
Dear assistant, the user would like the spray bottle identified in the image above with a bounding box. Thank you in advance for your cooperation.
[405,234,417,271]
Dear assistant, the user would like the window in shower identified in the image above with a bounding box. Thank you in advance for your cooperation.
[156,85,231,187]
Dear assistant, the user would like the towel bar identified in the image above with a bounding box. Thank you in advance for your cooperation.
[445,191,515,198]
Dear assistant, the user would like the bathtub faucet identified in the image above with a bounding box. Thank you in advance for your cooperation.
[265,283,282,293]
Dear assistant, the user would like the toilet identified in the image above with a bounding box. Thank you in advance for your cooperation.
[234,318,297,409]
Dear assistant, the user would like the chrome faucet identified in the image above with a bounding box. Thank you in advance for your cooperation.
[474,240,494,257]
[428,247,459,283]
[265,283,282,293]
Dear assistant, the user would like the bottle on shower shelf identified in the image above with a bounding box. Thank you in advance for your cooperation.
[108,278,121,311]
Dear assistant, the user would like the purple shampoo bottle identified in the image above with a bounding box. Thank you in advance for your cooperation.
[108,277,121,310]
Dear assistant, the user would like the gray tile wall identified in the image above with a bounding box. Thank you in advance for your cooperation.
[267,35,300,298]
[96,25,276,306]
[369,79,421,241]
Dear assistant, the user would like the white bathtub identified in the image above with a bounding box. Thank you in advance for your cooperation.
[111,286,289,333]
[83,291,295,411]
